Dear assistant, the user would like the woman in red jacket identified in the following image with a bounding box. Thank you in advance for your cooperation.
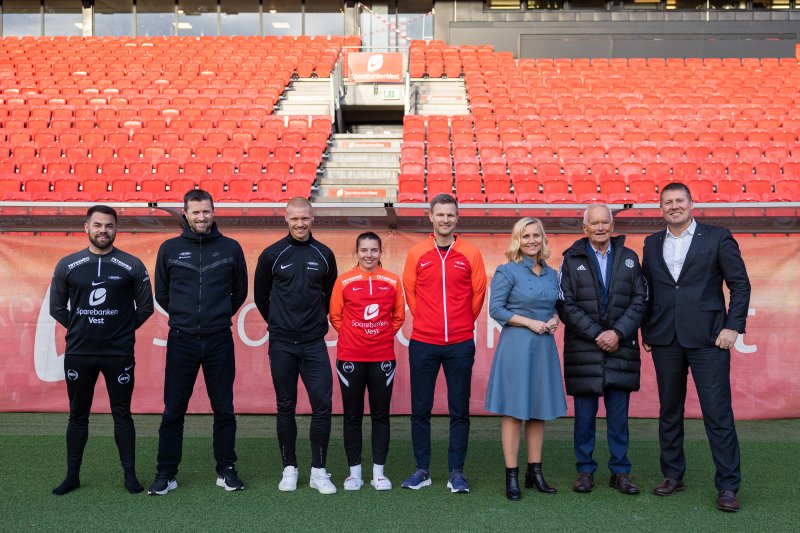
[329,232,405,491]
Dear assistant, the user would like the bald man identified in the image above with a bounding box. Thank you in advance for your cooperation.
[254,197,339,494]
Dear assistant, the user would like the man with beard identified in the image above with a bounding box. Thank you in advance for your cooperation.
[49,205,154,495]
[148,189,248,495]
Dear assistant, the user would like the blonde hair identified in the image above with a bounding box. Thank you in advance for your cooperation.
[505,217,551,264]
[286,196,313,213]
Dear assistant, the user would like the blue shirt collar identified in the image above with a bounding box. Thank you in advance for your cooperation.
[586,239,613,257]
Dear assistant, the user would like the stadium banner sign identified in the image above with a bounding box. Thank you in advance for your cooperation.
[346,52,404,83]
[0,231,797,420]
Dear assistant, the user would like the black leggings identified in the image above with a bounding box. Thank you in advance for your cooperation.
[63,354,137,476]
[269,338,333,469]
[336,359,395,467]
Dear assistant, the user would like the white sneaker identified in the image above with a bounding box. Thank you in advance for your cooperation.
[278,466,298,492]
[309,469,337,494]
[370,476,392,491]
[343,475,364,491]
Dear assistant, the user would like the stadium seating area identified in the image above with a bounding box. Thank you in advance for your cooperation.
[1,35,799,206]
[400,41,800,203]
[0,35,361,201]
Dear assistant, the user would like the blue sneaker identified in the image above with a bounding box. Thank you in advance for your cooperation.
[447,471,470,493]
[401,469,432,490]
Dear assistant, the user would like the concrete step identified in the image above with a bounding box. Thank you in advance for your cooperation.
[290,79,331,91]
[276,103,331,115]
[414,105,471,116]
[327,152,400,164]
[275,79,332,115]
[324,164,399,177]
[323,170,398,183]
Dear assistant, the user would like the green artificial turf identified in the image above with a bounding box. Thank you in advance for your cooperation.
[1,414,798,532]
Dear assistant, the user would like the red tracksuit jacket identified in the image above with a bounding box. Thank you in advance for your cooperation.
[403,234,487,345]
[329,266,405,362]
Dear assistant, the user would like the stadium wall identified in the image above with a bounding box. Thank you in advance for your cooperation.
[440,1,800,57]
[1,229,797,420]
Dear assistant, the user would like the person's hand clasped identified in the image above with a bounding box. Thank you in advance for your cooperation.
[528,319,550,335]
[715,328,738,351]
[595,330,620,352]
[545,316,559,334]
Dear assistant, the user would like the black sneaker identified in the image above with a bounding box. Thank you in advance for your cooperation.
[216,466,245,491]
[147,475,177,496]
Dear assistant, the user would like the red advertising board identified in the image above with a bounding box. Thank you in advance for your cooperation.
[346,52,404,83]
[0,230,798,420]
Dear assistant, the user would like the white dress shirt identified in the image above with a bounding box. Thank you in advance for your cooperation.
[663,218,697,281]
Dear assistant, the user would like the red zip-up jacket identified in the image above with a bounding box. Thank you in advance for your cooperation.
[403,234,487,345]
[329,266,405,362]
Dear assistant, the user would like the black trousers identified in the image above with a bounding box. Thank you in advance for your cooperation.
[63,354,137,476]
[336,359,395,467]
[409,338,475,473]
[269,338,333,469]
[156,328,237,477]
[652,336,741,492]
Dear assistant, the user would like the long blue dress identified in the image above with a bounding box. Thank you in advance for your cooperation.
[484,257,567,421]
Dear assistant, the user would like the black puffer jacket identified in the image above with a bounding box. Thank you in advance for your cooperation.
[556,236,646,396]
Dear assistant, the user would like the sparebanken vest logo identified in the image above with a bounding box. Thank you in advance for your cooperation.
[364,303,379,321]
[89,287,107,306]
[367,54,384,72]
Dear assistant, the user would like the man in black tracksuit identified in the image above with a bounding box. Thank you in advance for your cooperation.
[557,204,646,495]
[148,190,248,495]
[50,205,153,495]
[254,197,338,494]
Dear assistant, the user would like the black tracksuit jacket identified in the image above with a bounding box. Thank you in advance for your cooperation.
[253,233,337,343]
[155,220,248,336]
[50,247,153,356]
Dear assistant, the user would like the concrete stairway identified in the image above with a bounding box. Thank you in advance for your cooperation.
[410,79,470,116]
[315,125,402,202]
[275,79,332,116]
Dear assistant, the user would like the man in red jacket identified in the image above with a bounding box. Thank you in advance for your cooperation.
[401,194,487,493]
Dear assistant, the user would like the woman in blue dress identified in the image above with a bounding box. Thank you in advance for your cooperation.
[485,216,567,501]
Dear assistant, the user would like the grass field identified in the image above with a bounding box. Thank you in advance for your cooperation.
[1,414,798,532]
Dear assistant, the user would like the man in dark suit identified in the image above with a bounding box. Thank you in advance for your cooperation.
[642,182,750,513]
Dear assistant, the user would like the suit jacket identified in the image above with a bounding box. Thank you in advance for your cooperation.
[642,222,751,349]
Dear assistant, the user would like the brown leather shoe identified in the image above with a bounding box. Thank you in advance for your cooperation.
[717,490,740,512]
[653,478,685,496]
[572,473,594,493]
[609,473,640,495]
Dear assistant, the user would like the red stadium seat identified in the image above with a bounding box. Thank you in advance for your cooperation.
[426,178,453,198]
[743,178,773,195]
[140,178,168,194]
[716,178,744,196]
[774,179,800,199]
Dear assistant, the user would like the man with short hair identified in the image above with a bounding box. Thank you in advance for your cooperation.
[148,189,248,495]
[50,205,154,495]
[557,204,646,496]
[254,197,339,494]
[642,182,751,512]
[401,193,487,493]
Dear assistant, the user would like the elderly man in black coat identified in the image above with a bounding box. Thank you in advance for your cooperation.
[557,204,646,495]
